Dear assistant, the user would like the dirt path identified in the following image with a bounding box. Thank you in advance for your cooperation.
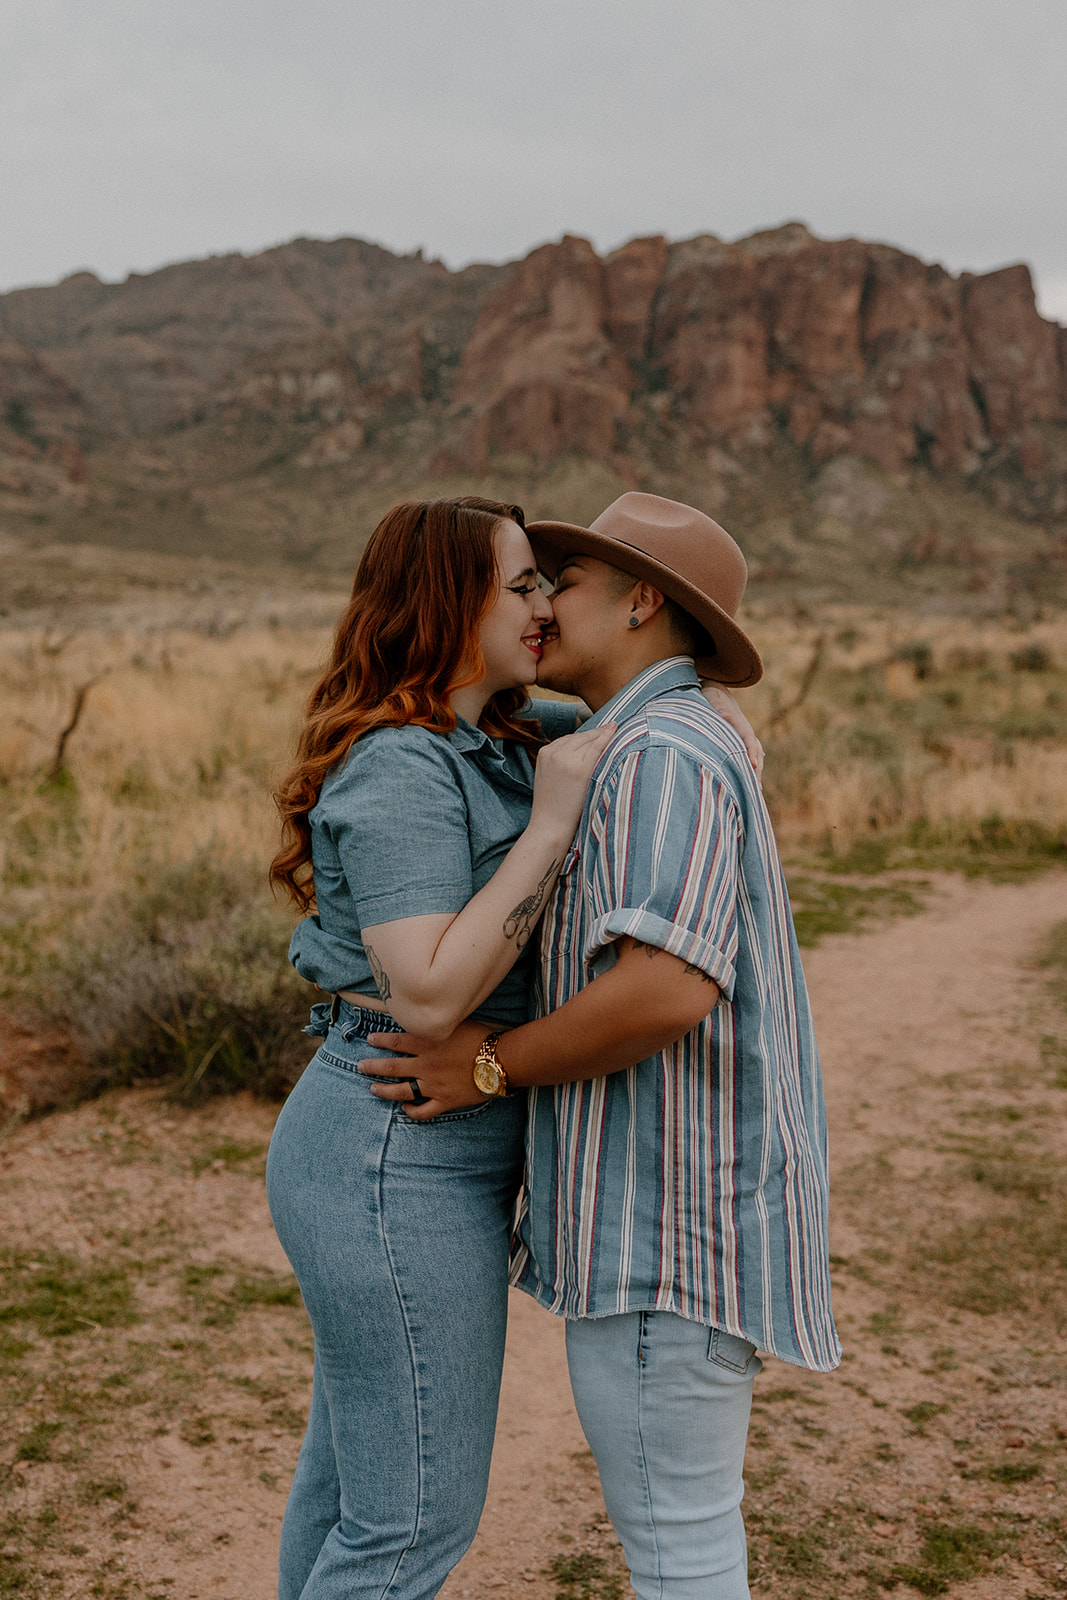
[1,872,1066,1599]
[448,871,1067,1599]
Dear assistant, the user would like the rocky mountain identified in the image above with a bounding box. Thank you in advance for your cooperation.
[2,224,1066,603]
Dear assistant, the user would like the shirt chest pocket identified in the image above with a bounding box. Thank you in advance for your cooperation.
[560,838,581,877]
[544,840,585,966]
[466,788,531,891]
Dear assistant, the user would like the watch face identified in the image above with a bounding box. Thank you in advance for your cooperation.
[473,1058,503,1096]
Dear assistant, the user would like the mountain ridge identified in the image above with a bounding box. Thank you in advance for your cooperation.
[2,224,1065,606]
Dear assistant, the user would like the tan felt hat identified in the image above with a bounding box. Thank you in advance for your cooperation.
[527,492,763,687]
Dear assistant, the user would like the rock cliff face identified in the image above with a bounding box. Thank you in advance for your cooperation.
[1,223,1065,533]
[445,225,1065,512]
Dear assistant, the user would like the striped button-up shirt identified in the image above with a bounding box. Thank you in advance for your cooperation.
[511,657,840,1372]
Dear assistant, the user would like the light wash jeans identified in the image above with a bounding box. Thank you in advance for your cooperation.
[565,1311,761,1600]
[265,1001,525,1600]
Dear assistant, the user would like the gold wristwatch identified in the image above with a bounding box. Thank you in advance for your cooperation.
[473,1032,511,1097]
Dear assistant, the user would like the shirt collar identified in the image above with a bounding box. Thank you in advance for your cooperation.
[582,657,700,729]
[447,715,497,756]
[449,714,535,793]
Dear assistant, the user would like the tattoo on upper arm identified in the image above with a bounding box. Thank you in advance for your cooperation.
[504,859,561,953]
[634,943,714,985]
[364,943,392,1001]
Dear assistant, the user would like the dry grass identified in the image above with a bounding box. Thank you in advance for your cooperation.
[0,622,322,871]
[0,621,331,1107]
[1,599,1065,1106]
[742,607,1067,862]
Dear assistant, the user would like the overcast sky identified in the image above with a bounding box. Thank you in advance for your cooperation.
[3,0,1066,321]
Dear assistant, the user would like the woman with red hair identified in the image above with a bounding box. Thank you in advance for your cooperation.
[266,497,614,1600]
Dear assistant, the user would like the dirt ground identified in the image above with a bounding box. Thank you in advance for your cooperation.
[2,871,1066,1598]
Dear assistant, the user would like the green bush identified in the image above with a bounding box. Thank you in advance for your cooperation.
[21,852,311,1102]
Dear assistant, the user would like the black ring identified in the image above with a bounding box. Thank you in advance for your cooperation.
[408,1079,430,1106]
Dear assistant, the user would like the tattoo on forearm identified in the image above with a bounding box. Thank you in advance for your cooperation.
[364,943,392,1001]
[504,859,561,953]
[635,941,662,960]
[683,961,717,985]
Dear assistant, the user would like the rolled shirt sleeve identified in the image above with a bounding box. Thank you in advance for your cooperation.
[583,745,742,1001]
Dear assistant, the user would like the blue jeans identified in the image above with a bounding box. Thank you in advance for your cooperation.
[565,1312,760,1600]
[265,1002,525,1600]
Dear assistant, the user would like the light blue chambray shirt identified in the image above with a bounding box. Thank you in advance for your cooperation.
[511,658,841,1372]
[289,699,581,1029]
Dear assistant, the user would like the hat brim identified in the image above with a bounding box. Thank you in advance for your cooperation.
[527,519,763,688]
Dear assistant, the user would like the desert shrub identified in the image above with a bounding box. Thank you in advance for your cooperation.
[19,851,311,1101]
[0,624,335,1107]
[1009,642,1051,672]
[945,646,989,671]
[993,708,1061,740]
[889,640,934,679]
[3,398,35,437]
[844,724,900,760]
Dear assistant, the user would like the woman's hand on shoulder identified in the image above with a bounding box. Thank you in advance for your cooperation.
[699,683,764,783]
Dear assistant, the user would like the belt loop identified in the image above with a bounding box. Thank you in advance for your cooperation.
[329,993,341,1026]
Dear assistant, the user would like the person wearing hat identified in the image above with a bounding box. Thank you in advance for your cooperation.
[363,493,840,1600]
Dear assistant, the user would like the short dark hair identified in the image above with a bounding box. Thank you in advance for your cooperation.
[605,563,714,658]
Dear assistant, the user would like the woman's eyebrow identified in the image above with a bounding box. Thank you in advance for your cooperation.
[506,565,538,584]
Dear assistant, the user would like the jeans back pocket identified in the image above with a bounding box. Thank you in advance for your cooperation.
[707,1326,761,1374]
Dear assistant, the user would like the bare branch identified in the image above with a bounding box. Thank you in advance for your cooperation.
[768,636,826,728]
[41,630,77,659]
[47,678,100,780]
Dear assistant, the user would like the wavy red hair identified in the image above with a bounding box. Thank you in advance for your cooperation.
[270,496,542,910]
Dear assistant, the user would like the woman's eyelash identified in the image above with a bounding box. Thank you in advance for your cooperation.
[508,583,538,595]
